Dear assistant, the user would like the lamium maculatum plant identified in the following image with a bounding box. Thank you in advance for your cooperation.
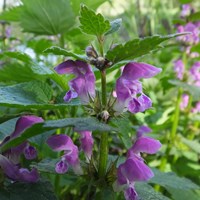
[0,2,199,200]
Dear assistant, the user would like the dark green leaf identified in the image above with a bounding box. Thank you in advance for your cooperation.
[169,80,200,101]
[190,43,200,53]
[135,183,170,200]
[0,188,10,200]
[188,11,200,22]
[106,33,189,65]
[0,117,116,151]
[43,46,87,61]
[105,18,122,36]
[149,168,200,190]
[79,5,110,36]
[7,179,57,200]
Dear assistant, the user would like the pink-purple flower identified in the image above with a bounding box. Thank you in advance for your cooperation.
[77,130,94,160]
[114,126,161,200]
[173,59,184,80]
[180,94,189,110]
[114,62,162,114]
[0,116,43,183]
[54,60,96,104]
[47,134,82,174]
[180,4,191,17]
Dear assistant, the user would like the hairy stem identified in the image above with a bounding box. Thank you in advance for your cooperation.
[100,70,107,108]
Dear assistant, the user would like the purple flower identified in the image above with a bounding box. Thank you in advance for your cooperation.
[114,62,161,113]
[0,116,43,182]
[180,94,189,110]
[177,23,199,45]
[54,60,96,104]
[46,134,82,174]
[77,131,94,160]
[114,126,161,200]
[191,101,200,113]
[173,59,184,80]
[190,62,200,82]
[180,4,191,17]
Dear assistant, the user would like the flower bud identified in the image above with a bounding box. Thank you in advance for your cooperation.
[85,46,98,58]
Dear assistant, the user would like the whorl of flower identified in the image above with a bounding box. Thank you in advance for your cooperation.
[173,59,184,80]
[76,131,94,160]
[46,134,82,174]
[0,116,43,182]
[180,94,189,110]
[114,126,161,200]
[114,62,162,114]
[177,23,200,45]
[54,60,96,104]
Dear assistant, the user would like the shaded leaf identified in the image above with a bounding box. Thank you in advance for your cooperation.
[188,12,200,22]
[0,117,116,151]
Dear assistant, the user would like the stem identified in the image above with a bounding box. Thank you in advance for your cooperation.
[100,70,107,108]
[170,88,182,143]
[1,0,7,51]
[98,132,108,177]
[98,36,104,56]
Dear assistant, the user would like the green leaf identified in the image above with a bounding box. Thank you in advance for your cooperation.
[149,168,200,190]
[0,188,10,200]
[105,18,122,35]
[135,183,170,200]
[79,5,110,37]
[20,0,75,35]
[0,117,116,152]
[43,46,87,61]
[166,187,200,200]
[178,0,193,4]
[169,80,200,101]
[190,43,200,53]
[71,0,107,14]
[188,11,200,22]
[7,179,57,200]
[105,18,122,36]
[3,51,32,63]
[0,6,22,21]
[106,33,188,65]
[181,137,200,154]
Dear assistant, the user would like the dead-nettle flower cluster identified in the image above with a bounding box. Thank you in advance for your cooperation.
[174,3,200,113]
[51,43,162,199]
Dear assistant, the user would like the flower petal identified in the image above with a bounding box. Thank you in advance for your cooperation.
[131,136,162,154]
[124,184,138,200]
[46,134,74,152]
[55,160,68,174]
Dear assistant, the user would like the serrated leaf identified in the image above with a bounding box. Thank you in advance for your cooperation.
[169,80,200,101]
[7,179,57,200]
[43,46,87,61]
[0,117,116,152]
[20,0,75,35]
[149,168,200,190]
[79,5,110,37]
[105,18,122,36]
[135,183,170,200]
[106,33,188,65]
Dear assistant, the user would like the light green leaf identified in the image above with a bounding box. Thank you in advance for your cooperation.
[0,6,22,21]
[79,5,110,37]
[0,117,116,152]
[0,82,79,109]
[20,0,75,35]
[149,168,200,190]
[105,18,122,36]
[169,80,200,101]
[3,51,32,63]
[106,33,189,65]
[166,187,200,200]
[181,137,200,154]
[43,46,87,61]
[135,183,170,200]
